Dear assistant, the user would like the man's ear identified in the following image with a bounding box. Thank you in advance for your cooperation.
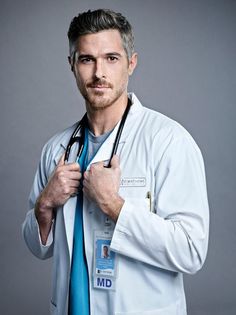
[128,52,138,76]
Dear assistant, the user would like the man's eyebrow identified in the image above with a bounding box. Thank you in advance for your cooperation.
[105,52,122,57]
[77,54,95,60]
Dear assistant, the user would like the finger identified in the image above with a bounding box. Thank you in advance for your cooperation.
[83,178,89,189]
[70,187,80,197]
[58,153,66,166]
[90,161,104,171]
[67,179,81,189]
[62,162,81,172]
[70,192,77,197]
[110,155,120,169]
[83,170,89,180]
[67,171,82,180]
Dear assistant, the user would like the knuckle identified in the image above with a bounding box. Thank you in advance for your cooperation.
[64,186,70,195]
[72,163,79,170]
[57,170,64,178]
[60,177,67,186]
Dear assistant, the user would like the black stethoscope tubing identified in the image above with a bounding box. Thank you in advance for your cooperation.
[64,98,131,168]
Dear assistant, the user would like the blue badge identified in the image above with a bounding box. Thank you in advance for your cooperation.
[93,230,117,290]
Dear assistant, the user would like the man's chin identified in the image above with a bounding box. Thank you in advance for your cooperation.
[86,95,113,111]
[89,101,113,111]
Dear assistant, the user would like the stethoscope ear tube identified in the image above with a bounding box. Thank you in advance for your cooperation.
[105,98,131,168]
[64,114,87,163]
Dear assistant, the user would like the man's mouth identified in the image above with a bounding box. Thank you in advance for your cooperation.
[87,80,112,90]
[90,85,109,88]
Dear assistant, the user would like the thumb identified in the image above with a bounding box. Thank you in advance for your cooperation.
[57,153,65,166]
[110,155,120,169]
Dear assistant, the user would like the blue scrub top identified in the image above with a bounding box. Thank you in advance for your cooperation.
[69,128,90,315]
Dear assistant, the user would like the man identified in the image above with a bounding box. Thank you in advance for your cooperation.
[22,9,209,315]
[102,245,110,259]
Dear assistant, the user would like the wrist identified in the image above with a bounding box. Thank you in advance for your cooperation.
[35,194,54,224]
[100,194,124,222]
[37,190,55,209]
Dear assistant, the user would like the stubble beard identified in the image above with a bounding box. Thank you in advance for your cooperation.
[81,85,127,112]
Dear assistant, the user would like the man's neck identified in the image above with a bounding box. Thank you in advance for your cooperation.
[86,94,128,136]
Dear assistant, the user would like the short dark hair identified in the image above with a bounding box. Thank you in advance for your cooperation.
[67,9,134,59]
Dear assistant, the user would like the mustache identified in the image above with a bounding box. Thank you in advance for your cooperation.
[87,79,113,88]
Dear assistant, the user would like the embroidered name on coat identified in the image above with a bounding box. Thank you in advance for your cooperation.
[120,177,146,187]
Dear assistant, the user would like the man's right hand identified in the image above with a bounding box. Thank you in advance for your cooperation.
[35,153,82,244]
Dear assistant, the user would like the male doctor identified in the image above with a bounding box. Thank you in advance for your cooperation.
[23,9,209,315]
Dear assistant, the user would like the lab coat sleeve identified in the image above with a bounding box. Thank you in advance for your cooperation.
[22,142,54,260]
[110,135,209,274]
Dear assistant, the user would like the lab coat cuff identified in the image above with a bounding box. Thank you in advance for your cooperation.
[110,199,133,251]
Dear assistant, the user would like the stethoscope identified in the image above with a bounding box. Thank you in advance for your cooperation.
[64,98,131,168]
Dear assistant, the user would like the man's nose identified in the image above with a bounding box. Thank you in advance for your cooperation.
[94,59,105,79]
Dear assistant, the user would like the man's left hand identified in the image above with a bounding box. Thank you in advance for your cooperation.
[83,155,124,221]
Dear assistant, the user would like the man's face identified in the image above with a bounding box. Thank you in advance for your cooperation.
[103,246,108,257]
[70,29,137,111]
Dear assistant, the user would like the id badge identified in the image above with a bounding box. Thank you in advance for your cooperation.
[93,230,117,290]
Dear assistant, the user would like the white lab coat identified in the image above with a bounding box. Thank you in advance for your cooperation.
[22,93,209,315]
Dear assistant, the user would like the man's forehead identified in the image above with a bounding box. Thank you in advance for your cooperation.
[76,29,125,54]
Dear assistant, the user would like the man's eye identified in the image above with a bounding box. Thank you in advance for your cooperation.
[107,56,118,62]
[80,58,94,64]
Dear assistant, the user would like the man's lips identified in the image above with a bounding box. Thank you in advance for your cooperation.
[90,85,109,88]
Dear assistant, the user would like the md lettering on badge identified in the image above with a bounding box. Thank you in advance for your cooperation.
[94,277,114,290]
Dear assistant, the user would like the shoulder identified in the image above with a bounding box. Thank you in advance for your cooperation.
[43,122,77,152]
[143,106,193,140]
[130,94,202,157]
[134,98,194,142]
[138,108,205,175]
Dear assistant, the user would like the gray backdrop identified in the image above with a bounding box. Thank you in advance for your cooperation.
[0,0,235,314]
